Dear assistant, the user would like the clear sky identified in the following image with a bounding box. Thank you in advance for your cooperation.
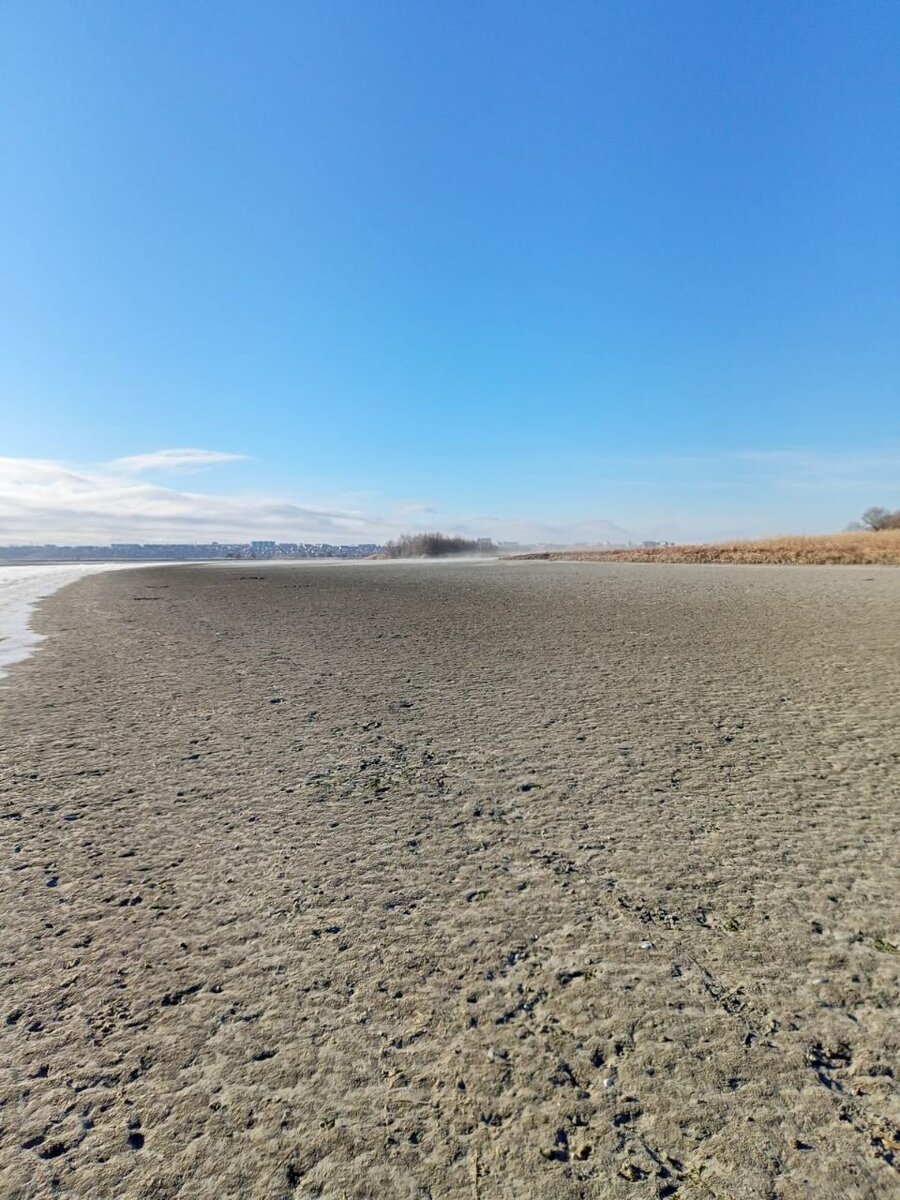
[1,0,898,544]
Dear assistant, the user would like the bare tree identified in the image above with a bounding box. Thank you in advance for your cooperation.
[383,532,496,557]
[861,506,900,531]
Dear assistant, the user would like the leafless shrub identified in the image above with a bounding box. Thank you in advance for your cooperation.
[861,507,900,531]
[383,532,496,558]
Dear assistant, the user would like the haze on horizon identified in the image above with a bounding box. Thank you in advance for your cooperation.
[2,2,898,545]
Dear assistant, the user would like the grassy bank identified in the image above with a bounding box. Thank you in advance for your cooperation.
[509,529,900,566]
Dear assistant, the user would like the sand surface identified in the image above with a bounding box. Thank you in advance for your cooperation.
[1,561,898,1199]
[0,564,161,679]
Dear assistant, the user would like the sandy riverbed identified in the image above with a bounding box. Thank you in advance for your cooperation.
[0,563,163,679]
[1,561,898,1199]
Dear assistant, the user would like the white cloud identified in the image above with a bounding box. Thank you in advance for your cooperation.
[0,453,642,547]
[458,514,635,546]
[726,449,900,472]
[0,456,391,544]
[109,448,249,472]
[5,444,885,548]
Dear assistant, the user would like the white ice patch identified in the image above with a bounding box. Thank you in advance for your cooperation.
[0,563,162,679]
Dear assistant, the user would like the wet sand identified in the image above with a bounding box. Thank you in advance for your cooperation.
[1,561,898,1199]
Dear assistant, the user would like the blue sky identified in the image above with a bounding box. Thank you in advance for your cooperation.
[1,0,898,544]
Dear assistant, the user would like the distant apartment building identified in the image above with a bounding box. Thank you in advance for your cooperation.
[250,540,277,557]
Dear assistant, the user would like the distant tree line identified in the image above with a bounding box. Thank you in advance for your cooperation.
[383,532,496,557]
[854,507,900,531]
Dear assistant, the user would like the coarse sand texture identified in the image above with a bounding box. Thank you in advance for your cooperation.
[1,562,898,1199]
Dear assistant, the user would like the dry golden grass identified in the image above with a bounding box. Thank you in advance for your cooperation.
[510,529,900,566]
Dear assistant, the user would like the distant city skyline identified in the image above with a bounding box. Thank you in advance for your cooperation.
[0,538,385,562]
[3,3,898,542]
